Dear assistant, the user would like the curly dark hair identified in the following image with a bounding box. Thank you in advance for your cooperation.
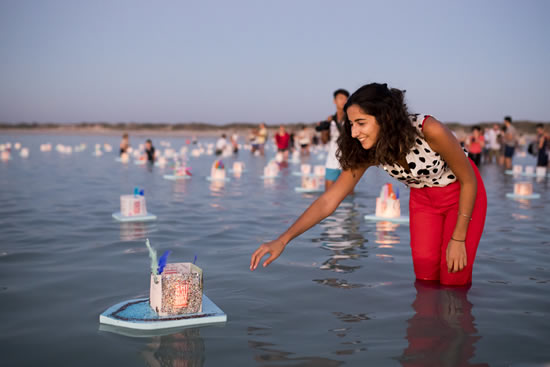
[336,83,418,170]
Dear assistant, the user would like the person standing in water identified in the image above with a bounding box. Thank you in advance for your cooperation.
[256,123,268,156]
[466,126,484,167]
[484,124,501,164]
[502,116,517,170]
[316,89,350,190]
[120,133,130,156]
[215,134,227,155]
[230,132,239,154]
[535,123,548,168]
[144,139,156,163]
[296,125,311,156]
[251,83,487,286]
[274,125,290,161]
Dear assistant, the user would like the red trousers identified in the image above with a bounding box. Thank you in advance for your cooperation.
[409,159,487,286]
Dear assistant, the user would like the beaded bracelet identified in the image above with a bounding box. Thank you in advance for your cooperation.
[458,212,472,221]
[451,237,466,242]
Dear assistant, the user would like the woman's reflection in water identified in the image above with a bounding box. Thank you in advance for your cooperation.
[400,280,488,367]
[142,328,205,367]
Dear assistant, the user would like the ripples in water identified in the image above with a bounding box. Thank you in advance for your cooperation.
[1,134,549,366]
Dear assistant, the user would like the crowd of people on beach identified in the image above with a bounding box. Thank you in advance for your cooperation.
[460,117,549,170]
[116,92,549,180]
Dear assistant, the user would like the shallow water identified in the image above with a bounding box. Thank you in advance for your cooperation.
[1,134,549,367]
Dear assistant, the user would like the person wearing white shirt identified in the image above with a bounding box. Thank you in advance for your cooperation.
[484,124,500,164]
[315,89,350,190]
[215,134,227,155]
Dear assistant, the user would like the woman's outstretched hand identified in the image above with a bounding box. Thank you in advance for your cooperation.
[250,239,286,271]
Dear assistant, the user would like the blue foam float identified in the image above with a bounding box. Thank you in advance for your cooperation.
[504,170,549,178]
[112,212,157,222]
[206,176,230,182]
[99,294,227,332]
[364,214,410,224]
[163,174,191,181]
[505,193,541,200]
[291,171,316,177]
[294,187,324,193]
[504,170,542,177]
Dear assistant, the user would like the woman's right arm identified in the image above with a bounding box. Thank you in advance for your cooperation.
[250,165,368,271]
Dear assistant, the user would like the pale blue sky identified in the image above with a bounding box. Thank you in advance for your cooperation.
[1,0,549,124]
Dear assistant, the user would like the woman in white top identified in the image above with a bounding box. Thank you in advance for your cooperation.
[251,83,487,286]
[296,125,311,156]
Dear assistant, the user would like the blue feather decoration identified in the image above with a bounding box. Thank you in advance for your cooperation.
[157,250,171,275]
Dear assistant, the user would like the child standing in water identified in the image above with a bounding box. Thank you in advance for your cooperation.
[251,83,487,286]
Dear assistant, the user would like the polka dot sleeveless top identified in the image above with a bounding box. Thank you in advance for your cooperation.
[380,115,468,188]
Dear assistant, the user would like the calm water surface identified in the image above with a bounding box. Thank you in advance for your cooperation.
[1,134,549,366]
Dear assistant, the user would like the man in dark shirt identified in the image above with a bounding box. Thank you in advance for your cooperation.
[503,116,517,169]
[536,124,548,168]
[145,139,156,163]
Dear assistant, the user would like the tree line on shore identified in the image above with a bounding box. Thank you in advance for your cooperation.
[0,120,548,134]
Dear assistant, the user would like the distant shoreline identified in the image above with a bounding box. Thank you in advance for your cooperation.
[0,122,304,138]
[0,127,226,138]
[0,121,547,138]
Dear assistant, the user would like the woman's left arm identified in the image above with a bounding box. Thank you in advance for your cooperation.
[423,117,477,273]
